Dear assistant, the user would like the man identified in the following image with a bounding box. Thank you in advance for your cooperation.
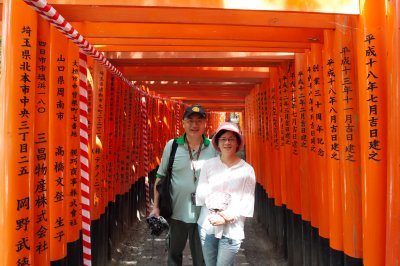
[152,104,217,266]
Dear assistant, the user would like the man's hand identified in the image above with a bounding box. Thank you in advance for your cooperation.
[151,207,160,217]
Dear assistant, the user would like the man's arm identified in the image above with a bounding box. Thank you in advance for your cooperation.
[152,177,161,216]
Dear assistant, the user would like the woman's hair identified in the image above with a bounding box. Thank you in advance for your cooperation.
[215,129,242,148]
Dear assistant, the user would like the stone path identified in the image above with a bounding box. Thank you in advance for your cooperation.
[109,216,288,266]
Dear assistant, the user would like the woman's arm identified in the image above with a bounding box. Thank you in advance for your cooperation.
[237,166,256,218]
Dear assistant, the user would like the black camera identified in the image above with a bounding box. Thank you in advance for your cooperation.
[146,215,169,236]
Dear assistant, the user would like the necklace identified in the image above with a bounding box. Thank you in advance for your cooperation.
[186,137,202,182]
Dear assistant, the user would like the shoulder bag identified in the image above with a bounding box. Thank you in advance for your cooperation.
[156,139,178,219]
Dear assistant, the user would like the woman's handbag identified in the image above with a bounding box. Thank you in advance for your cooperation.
[156,139,178,219]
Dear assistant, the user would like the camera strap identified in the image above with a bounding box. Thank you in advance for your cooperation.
[186,138,202,183]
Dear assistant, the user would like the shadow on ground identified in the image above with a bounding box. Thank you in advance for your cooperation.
[109,217,288,266]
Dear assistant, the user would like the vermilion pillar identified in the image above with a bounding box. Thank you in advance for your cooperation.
[106,75,117,203]
[126,88,134,189]
[93,62,107,215]
[305,48,320,230]
[253,85,261,187]
[386,0,400,264]
[34,17,51,265]
[90,61,103,222]
[0,1,37,265]
[131,89,141,183]
[261,82,268,198]
[292,53,304,265]
[292,53,304,217]
[270,67,281,207]
[113,79,121,197]
[356,1,388,265]
[265,83,274,199]
[334,16,363,260]
[123,84,132,193]
[300,50,311,224]
[322,29,344,254]
[263,82,272,193]
[311,43,329,240]
[287,62,295,210]
[66,40,82,246]
[278,64,289,208]
[49,26,69,262]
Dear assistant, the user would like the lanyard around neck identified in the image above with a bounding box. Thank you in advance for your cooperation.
[186,137,202,183]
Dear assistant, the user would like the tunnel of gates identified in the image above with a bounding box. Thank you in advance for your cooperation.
[1,0,400,266]
[0,1,227,265]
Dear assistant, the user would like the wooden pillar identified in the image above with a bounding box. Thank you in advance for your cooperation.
[356,0,387,264]
[386,0,400,264]
[301,50,312,225]
[305,47,320,232]
[334,16,363,261]
[277,66,288,208]
[48,26,70,263]
[34,17,51,266]
[91,61,106,223]
[291,54,303,265]
[261,81,270,194]
[0,1,37,265]
[93,62,107,217]
[65,39,83,252]
[106,75,117,203]
[270,67,281,207]
[322,29,344,256]
[311,43,330,240]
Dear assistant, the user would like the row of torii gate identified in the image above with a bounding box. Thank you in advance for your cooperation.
[1,0,400,266]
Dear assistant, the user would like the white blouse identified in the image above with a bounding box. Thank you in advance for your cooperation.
[196,156,256,240]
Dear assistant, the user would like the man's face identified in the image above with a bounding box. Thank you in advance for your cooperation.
[182,114,206,138]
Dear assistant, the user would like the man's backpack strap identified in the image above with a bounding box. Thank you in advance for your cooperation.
[167,139,178,174]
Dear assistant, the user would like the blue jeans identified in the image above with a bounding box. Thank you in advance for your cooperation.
[198,226,242,266]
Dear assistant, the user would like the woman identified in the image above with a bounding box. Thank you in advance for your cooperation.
[196,122,256,266]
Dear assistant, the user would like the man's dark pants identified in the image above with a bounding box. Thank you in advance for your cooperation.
[167,219,205,266]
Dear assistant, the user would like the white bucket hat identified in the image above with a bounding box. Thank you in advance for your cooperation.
[212,122,244,152]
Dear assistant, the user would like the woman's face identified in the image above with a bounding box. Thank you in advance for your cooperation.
[217,131,239,154]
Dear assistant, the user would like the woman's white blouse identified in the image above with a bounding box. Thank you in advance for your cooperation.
[196,156,256,240]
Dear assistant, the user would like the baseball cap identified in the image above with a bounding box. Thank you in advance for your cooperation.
[183,104,206,119]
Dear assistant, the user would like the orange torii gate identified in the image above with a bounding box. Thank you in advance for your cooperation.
[245,2,400,266]
[0,1,224,265]
[1,0,400,266]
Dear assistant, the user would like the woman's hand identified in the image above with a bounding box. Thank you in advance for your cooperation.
[218,210,236,224]
[208,213,226,226]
